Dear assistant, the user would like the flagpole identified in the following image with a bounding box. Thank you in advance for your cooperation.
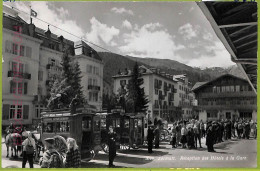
[29,5,32,24]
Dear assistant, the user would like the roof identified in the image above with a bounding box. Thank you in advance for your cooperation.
[197,2,257,94]
[192,74,248,92]
[191,82,207,91]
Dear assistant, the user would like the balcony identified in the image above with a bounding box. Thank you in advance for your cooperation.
[46,64,62,72]
[199,91,256,98]
[8,71,31,80]
[88,85,100,91]
[199,104,257,110]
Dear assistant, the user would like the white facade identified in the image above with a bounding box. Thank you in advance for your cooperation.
[2,9,104,127]
[113,66,181,123]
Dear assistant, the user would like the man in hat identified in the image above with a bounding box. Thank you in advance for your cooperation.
[39,138,63,168]
[108,126,117,167]
[147,125,154,153]
[154,125,160,149]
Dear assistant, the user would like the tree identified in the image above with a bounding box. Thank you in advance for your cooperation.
[47,78,71,110]
[47,49,85,112]
[127,62,149,113]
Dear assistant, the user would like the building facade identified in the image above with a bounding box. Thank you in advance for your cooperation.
[113,66,182,123]
[192,74,257,122]
[173,75,196,119]
[2,7,103,128]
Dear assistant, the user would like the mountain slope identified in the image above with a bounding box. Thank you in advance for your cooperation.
[98,52,239,93]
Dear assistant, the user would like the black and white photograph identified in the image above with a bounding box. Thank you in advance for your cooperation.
[2,1,258,168]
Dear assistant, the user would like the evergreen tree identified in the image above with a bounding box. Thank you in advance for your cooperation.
[69,61,85,111]
[47,49,85,112]
[127,62,149,113]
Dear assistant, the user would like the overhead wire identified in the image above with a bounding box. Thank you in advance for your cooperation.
[3,4,115,53]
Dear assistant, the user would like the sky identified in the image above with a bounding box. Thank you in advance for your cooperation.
[7,1,235,68]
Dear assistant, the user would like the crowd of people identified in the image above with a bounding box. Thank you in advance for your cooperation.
[147,118,257,153]
[5,118,257,168]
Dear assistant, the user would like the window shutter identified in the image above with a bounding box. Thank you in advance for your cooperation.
[5,40,11,53]
[2,104,10,120]
[24,82,28,95]
[26,47,32,58]
[23,105,29,119]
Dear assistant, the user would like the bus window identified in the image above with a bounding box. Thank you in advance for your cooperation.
[116,118,120,128]
[43,122,54,133]
[56,121,70,132]
[82,117,91,131]
[124,119,129,128]
[94,120,100,131]
[101,118,106,129]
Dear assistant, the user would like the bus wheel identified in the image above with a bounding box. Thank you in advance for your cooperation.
[101,143,109,153]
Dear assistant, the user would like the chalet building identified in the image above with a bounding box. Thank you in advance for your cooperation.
[192,74,257,122]
[113,66,183,123]
[2,6,103,128]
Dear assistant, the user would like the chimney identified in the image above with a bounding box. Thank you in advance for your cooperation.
[45,25,51,38]
[28,18,35,37]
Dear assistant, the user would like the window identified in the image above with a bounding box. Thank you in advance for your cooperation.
[12,62,24,73]
[5,40,12,53]
[226,86,230,92]
[38,71,43,81]
[93,92,98,102]
[235,85,240,92]
[43,122,55,133]
[18,82,23,94]
[17,105,22,119]
[50,59,56,66]
[20,45,25,56]
[12,43,18,55]
[35,105,45,118]
[89,92,93,101]
[10,81,17,94]
[26,46,32,57]
[95,67,99,75]
[230,86,234,92]
[9,105,16,119]
[120,80,126,87]
[88,78,93,86]
[221,86,225,92]
[56,121,70,132]
[87,64,93,73]
[213,86,216,93]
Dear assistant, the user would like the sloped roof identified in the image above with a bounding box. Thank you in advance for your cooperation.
[191,82,208,91]
[192,74,248,92]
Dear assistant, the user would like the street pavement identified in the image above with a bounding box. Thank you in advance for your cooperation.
[1,137,257,168]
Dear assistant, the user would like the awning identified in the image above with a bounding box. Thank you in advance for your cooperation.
[197,2,257,94]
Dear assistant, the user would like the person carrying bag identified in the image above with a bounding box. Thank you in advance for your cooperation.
[22,132,36,168]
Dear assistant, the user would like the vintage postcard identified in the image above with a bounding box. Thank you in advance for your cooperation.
[1,1,258,169]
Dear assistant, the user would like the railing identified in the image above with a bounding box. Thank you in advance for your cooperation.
[199,91,256,98]
[200,104,257,110]
[8,70,31,80]
[88,85,101,91]
[46,64,62,72]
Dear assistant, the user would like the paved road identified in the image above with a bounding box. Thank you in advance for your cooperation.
[2,137,256,168]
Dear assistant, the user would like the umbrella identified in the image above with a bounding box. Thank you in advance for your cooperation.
[53,135,67,157]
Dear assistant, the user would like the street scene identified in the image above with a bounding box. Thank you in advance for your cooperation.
[2,1,257,169]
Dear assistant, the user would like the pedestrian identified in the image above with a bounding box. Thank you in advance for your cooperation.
[180,123,187,148]
[186,126,195,149]
[108,126,117,167]
[194,124,202,148]
[206,124,215,152]
[237,122,243,139]
[244,122,250,139]
[22,132,36,168]
[171,124,177,148]
[39,138,64,168]
[64,138,81,168]
[154,125,160,149]
[199,120,205,138]
[147,125,154,153]
[176,122,181,146]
